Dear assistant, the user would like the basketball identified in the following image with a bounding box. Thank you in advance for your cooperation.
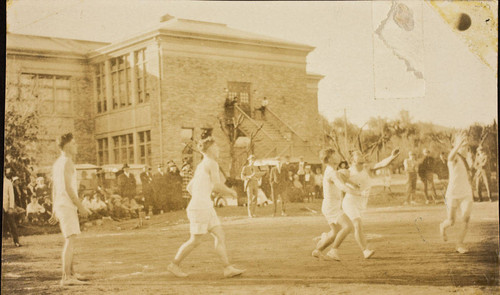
[456,13,472,31]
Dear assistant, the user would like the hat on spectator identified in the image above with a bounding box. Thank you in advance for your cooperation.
[122,163,130,169]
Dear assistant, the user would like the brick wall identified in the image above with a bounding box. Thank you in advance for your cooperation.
[158,54,321,173]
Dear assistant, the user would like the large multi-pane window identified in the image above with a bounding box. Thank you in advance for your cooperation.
[20,73,72,115]
[112,133,134,164]
[110,55,132,109]
[97,138,109,165]
[134,49,148,104]
[95,63,107,113]
[138,130,151,165]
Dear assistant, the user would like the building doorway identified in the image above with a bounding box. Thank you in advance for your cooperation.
[227,82,251,117]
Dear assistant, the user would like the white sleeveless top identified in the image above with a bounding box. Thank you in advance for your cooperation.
[52,154,78,210]
[348,166,372,197]
[446,157,473,200]
[186,156,221,210]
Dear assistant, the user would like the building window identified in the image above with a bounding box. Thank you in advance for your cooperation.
[112,133,134,164]
[97,138,109,165]
[227,81,251,115]
[135,49,148,104]
[95,63,107,113]
[110,55,132,109]
[138,130,152,165]
[20,73,72,115]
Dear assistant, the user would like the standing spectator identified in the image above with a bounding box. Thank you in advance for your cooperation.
[180,162,194,209]
[436,152,449,196]
[381,167,393,193]
[297,156,306,185]
[117,164,137,200]
[473,147,492,202]
[241,155,259,218]
[404,151,418,205]
[256,97,269,120]
[140,166,154,218]
[167,162,183,211]
[419,149,437,204]
[304,165,314,202]
[152,164,167,214]
[3,173,21,247]
[314,167,323,199]
[269,157,286,216]
[224,96,237,125]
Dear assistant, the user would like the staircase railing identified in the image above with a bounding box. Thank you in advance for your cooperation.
[234,105,274,140]
[266,107,307,142]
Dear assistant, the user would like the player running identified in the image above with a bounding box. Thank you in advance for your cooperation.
[167,130,245,278]
[439,132,474,254]
[342,149,399,259]
[312,148,358,261]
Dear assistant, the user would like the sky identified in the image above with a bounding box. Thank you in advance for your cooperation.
[6,0,498,128]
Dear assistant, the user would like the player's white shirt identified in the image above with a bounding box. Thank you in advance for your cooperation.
[187,156,221,210]
[446,156,473,200]
[52,154,78,211]
[322,166,343,211]
[348,166,372,196]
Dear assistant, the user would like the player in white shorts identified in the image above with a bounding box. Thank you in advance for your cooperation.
[50,133,91,286]
[312,148,359,261]
[167,130,245,278]
[342,149,400,259]
[439,132,474,254]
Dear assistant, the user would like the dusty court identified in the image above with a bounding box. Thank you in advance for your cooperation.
[2,200,499,294]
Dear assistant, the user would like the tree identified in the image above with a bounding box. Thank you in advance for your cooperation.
[218,114,245,178]
[4,66,42,182]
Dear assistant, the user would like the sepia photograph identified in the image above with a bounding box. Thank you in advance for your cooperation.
[3,0,498,294]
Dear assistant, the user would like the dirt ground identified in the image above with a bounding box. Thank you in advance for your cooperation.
[2,191,499,294]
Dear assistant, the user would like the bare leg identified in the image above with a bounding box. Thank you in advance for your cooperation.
[173,234,204,265]
[246,189,253,217]
[457,216,469,247]
[210,226,230,267]
[62,236,75,279]
[352,218,368,251]
[331,215,353,249]
[481,172,492,200]
[316,224,338,251]
[440,203,457,242]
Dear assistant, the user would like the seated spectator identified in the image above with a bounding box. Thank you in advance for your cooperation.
[89,193,112,220]
[26,196,46,224]
[35,177,50,199]
[111,195,132,220]
[41,196,53,222]
[82,194,93,211]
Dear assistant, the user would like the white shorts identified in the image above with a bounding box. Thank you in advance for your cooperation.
[446,198,473,219]
[342,194,365,221]
[187,208,221,235]
[55,207,81,238]
[322,206,344,225]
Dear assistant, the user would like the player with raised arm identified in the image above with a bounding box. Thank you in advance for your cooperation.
[342,148,400,259]
[439,132,474,254]
[312,148,359,261]
[49,133,91,286]
[167,129,245,278]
